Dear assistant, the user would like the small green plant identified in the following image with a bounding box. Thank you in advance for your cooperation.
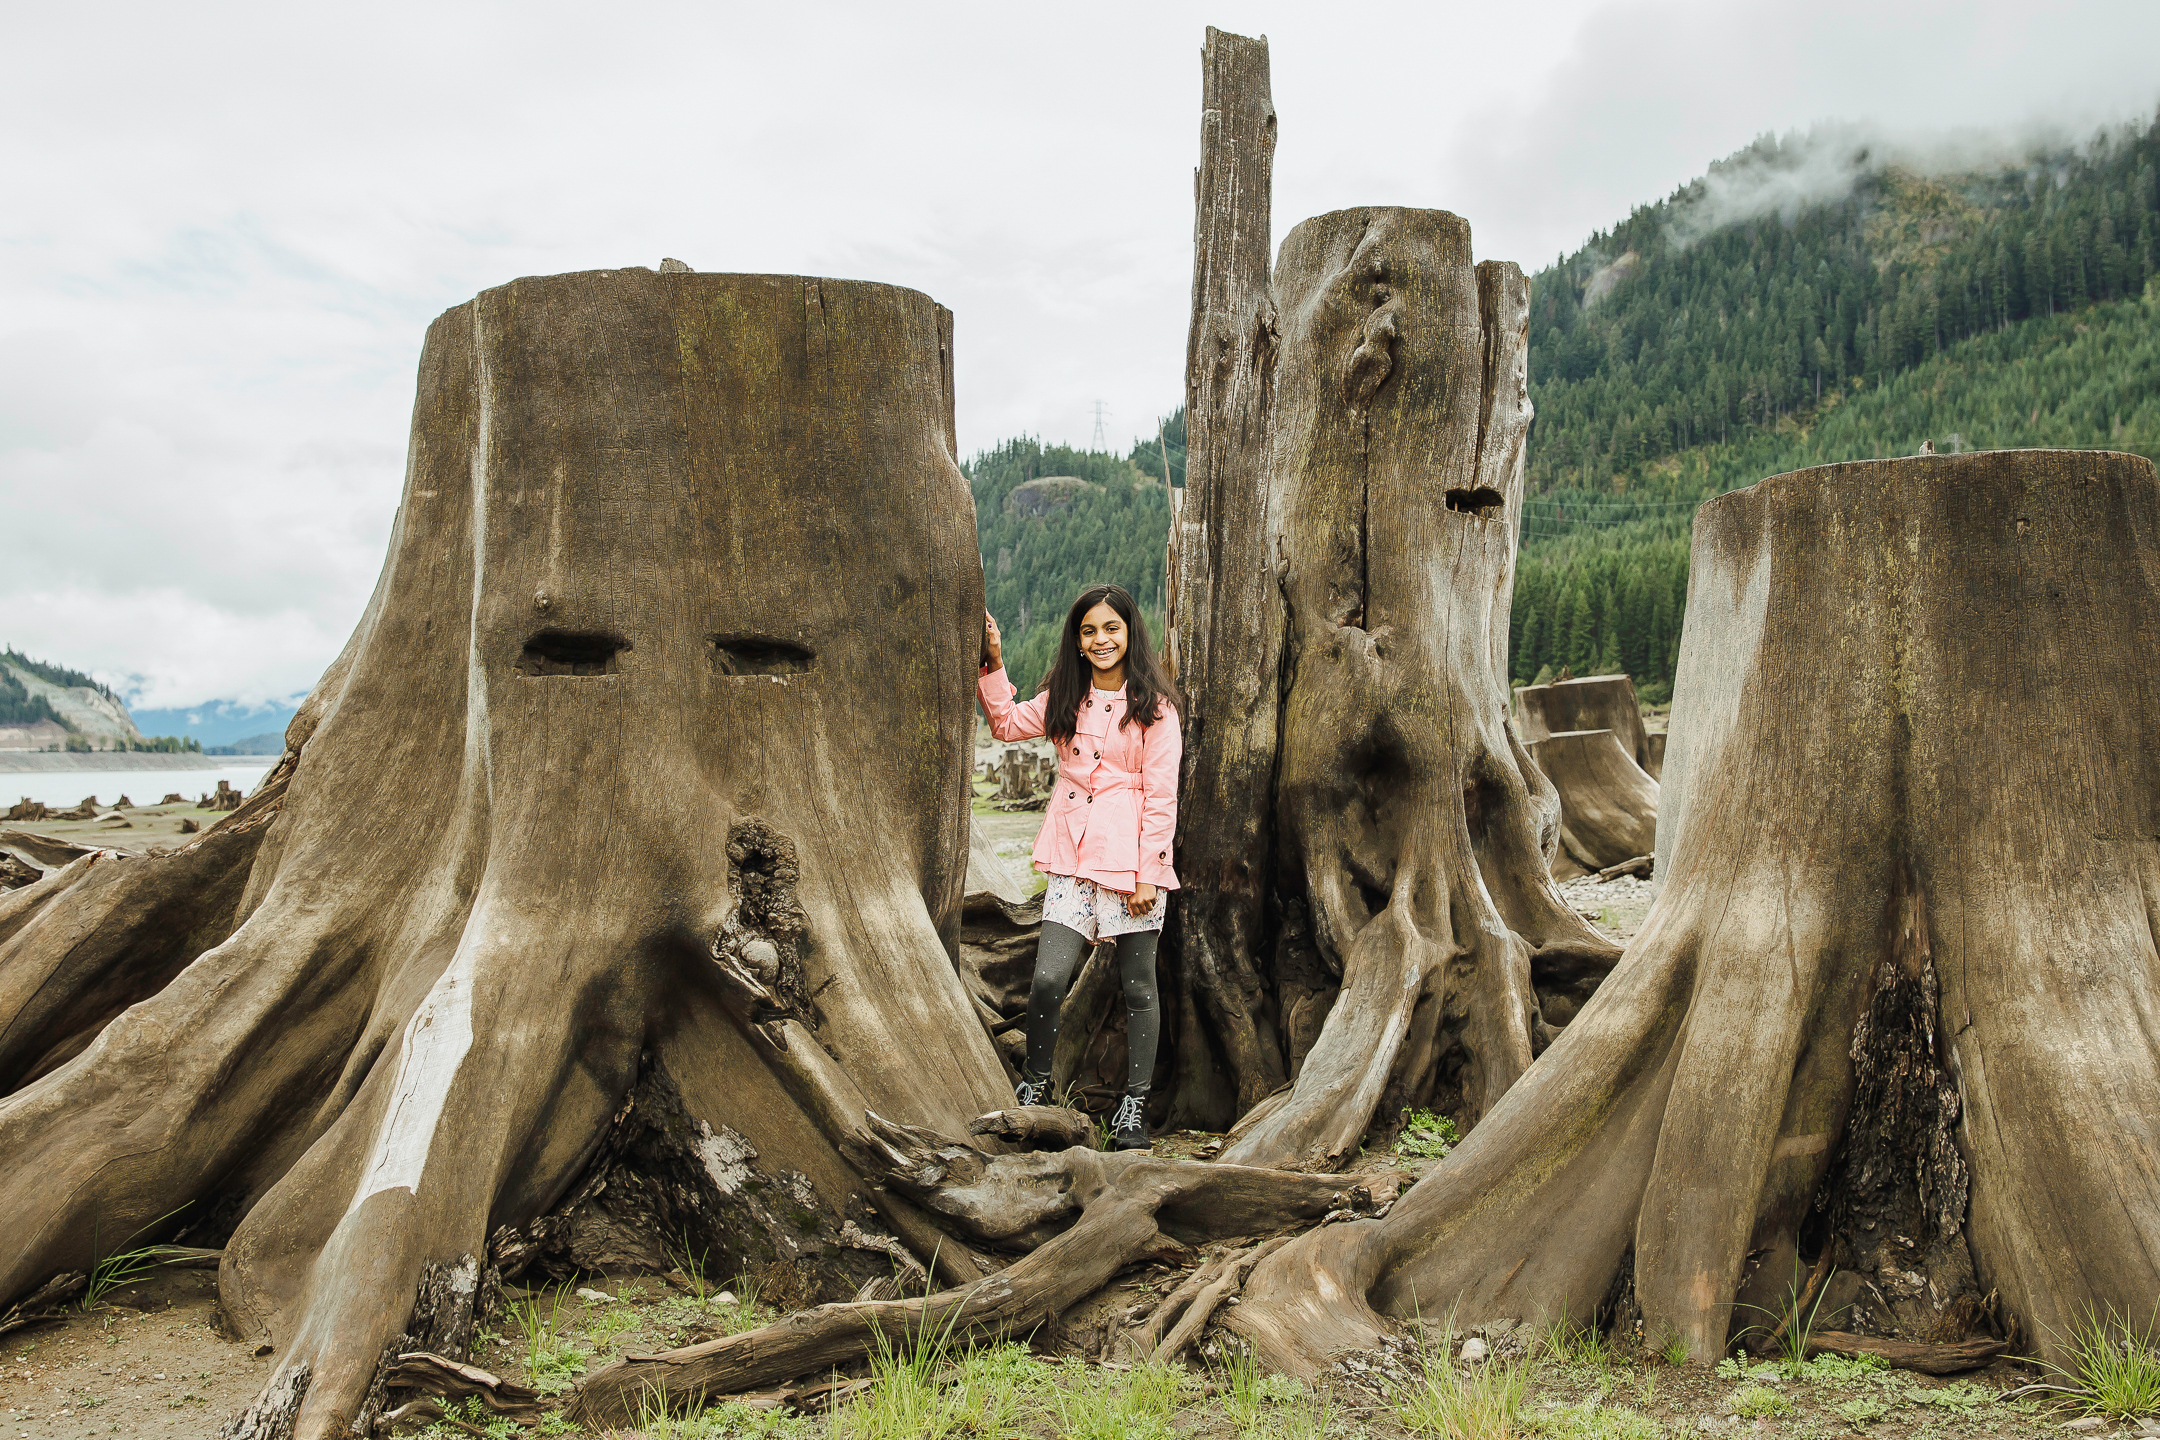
[1398,1330,1527,1437]
[1218,1342,1266,1432]
[1272,1379,1336,1440]
[419,1397,522,1440]
[1533,1399,1664,1438]
[670,1228,715,1300]
[2037,1304,2160,1418]
[507,1285,591,1395]
[1732,1260,1844,1374]
[78,1205,191,1311]
[1541,1309,1612,1370]
[1832,1395,1891,1427]
[1395,1108,1460,1160]
[1730,1382,1793,1418]
[1657,1332,1691,1367]
[1799,1351,1891,1387]
[1903,1379,1990,1412]
[1051,1361,1181,1440]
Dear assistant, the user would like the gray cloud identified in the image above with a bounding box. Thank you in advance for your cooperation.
[5,0,2156,708]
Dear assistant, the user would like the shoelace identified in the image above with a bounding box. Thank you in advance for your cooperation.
[1112,1094,1145,1132]
[1014,1078,1047,1107]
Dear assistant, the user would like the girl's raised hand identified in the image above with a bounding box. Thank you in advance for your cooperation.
[982,611,1003,671]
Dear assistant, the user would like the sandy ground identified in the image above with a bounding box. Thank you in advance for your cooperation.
[1558,871,1655,944]
[0,1270,268,1439]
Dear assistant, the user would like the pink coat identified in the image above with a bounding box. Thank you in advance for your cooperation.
[977,666,1181,893]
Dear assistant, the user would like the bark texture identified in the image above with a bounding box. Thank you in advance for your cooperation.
[1226,448,2160,1373]
[1164,31,1618,1162]
[0,268,1003,1438]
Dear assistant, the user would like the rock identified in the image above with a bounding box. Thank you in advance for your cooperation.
[179,819,200,834]
[1459,1337,1489,1364]
[658,258,694,273]
[575,1286,615,1303]
[2059,1420,2103,1432]
[713,1290,737,1306]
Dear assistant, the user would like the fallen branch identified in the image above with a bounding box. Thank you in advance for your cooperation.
[383,1351,542,1423]
[968,1106,1095,1151]
[1804,1330,2011,1374]
[0,1271,85,1338]
[1595,855,1652,882]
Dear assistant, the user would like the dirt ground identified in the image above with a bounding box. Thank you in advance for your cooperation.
[0,1192,2095,1439]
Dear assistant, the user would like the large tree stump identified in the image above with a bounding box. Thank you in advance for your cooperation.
[1525,728,1658,876]
[1224,448,2160,1373]
[0,268,1001,1438]
[1515,673,1653,771]
[1163,31,1617,1162]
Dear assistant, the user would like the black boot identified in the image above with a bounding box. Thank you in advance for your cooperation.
[1110,1093,1149,1150]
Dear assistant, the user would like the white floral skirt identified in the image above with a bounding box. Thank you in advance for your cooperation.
[1040,873,1165,942]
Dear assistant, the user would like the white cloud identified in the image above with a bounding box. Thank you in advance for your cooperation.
[5,0,2157,707]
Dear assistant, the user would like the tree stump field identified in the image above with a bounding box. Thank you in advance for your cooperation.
[1,28,2157,1440]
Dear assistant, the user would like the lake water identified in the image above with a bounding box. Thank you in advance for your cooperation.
[2,758,280,810]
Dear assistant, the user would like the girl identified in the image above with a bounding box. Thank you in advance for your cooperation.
[978,584,1181,1151]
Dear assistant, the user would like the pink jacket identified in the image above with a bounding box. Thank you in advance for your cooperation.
[977,666,1181,893]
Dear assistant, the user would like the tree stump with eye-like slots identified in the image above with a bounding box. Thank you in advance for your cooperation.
[0,267,1007,1439]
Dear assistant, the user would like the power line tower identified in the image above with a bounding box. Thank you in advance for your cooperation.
[1089,400,1111,452]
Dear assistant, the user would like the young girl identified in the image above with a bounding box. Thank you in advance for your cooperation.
[978,584,1181,1151]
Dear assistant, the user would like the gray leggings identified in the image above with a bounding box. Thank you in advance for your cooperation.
[1022,922,1159,1097]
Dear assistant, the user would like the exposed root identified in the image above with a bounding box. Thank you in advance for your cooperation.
[216,1361,308,1440]
[569,1126,1366,1423]
[1149,1236,1291,1362]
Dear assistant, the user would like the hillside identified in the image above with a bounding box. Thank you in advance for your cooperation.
[1510,113,2160,695]
[968,427,1178,696]
[0,649,200,753]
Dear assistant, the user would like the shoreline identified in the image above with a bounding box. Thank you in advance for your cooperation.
[0,752,267,773]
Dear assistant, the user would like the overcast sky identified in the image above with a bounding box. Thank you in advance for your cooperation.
[6,0,2158,712]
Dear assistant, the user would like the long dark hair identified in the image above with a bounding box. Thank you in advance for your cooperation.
[1039,584,1181,743]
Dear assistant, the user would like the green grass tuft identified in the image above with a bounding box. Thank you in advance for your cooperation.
[1395,1108,1460,1161]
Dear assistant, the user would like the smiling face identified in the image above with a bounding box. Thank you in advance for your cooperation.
[1077,601,1129,683]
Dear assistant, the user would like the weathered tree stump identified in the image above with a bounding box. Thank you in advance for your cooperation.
[1223,448,2160,1373]
[1515,673,1653,772]
[0,267,1001,1438]
[1162,28,1617,1164]
[1525,728,1658,876]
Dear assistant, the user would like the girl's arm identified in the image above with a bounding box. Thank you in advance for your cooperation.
[978,667,1049,741]
[1137,702,1182,888]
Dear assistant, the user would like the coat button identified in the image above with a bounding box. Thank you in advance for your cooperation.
[1159,851,1166,858]
[1092,751,1099,759]
[1069,791,1077,799]
[1086,795,1093,803]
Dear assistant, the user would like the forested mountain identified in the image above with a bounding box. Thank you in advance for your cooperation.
[1513,113,2160,696]
[978,113,2160,703]
[967,411,1181,696]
